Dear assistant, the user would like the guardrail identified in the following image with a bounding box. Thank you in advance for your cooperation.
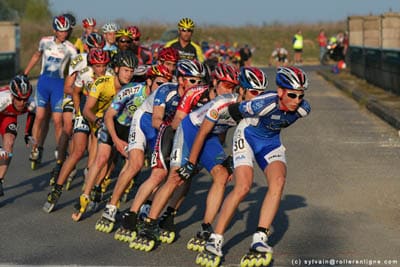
[348,46,400,96]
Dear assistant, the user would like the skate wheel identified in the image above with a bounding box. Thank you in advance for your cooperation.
[49,177,55,186]
[187,238,195,250]
[31,161,36,170]
[195,253,203,264]
[145,240,155,252]
[65,179,72,191]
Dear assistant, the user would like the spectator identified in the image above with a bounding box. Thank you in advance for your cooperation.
[317,29,328,64]
[239,44,252,67]
[292,29,303,65]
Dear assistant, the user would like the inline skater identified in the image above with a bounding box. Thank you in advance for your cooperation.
[270,42,289,68]
[97,59,205,234]
[50,32,106,187]
[156,47,180,79]
[74,17,97,53]
[197,67,311,267]
[127,26,152,65]
[23,15,77,170]
[102,22,119,54]
[43,49,112,213]
[94,65,173,232]
[0,76,34,196]
[115,29,133,53]
[71,50,138,221]
[164,17,204,62]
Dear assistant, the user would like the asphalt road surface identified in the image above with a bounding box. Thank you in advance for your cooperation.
[0,67,399,267]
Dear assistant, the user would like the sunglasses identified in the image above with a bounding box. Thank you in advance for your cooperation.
[185,78,202,85]
[119,39,132,44]
[180,28,193,33]
[247,89,264,96]
[218,81,236,90]
[287,92,305,100]
[14,96,28,101]
[155,81,165,86]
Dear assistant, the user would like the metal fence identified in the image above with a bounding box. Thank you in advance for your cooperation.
[348,46,400,96]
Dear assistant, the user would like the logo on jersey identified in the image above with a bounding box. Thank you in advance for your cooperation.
[209,109,218,120]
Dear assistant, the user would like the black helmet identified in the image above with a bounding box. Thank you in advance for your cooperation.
[113,50,139,69]
[10,75,32,100]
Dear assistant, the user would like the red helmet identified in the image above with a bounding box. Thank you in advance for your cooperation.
[82,17,96,28]
[239,67,268,90]
[213,63,240,85]
[147,65,173,81]
[158,47,180,63]
[10,75,32,100]
[85,32,105,49]
[127,26,141,39]
[52,15,71,32]
[88,49,110,65]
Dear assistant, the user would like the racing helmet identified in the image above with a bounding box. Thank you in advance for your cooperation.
[158,47,180,62]
[176,59,206,78]
[52,15,71,32]
[178,17,195,30]
[102,22,119,33]
[10,75,32,100]
[127,26,141,39]
[276,67,308,90]
[147,65,173,81]
[113,50,139,69]
[82,17,96,28]
[88,49,110,65]
[85,32,105,49]
[239,67,268,90]
[115,28,133,40]
[213,63,240,85]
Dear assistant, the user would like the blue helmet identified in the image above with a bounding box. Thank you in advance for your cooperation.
[276,67,308,90]
[176,59,206,78]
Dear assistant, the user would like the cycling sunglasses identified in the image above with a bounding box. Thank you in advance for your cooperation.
[218,81,236,90]
[185,78,202,85]
[286,92,305,100]
[119,39,132,44]
[247,89,264,96]
[180,28,193,33]
[155,81,165,86]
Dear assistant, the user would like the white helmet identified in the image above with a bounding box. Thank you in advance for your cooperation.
[102,23,119,33]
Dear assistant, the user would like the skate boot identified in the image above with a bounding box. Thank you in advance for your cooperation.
[49,161,63,186]
[43,184,63,213]
[29,147,43,170]
[0,179,4,197]
[159,208,176,244]
[100,176,111,193]
[121,179,134,202]
[65,167,77,191]
[114,211,138,243]
[129,217,160,252]
[138,203,151,221]
[88,185,103,211]
[187,223,213,252]
[196,233,223,267]
[71,194,90,221]
[95,204,117,233]
[240,231,273,267]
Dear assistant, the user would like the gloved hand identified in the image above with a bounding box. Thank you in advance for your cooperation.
[221,155,234,175]
[176,161,196,181]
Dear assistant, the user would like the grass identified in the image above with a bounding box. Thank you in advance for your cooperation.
[20,20,346,76]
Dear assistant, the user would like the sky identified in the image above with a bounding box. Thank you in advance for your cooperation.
[49,0,399,27]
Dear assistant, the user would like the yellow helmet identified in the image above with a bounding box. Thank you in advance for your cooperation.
[178,17,195,30]
[115,29,133,39]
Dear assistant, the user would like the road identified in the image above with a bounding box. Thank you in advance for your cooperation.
[0,67,399,267]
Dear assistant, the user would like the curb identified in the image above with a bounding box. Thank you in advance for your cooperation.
[317,70,400,131]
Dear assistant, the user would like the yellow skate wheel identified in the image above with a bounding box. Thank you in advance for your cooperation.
[195,253,203,264]
[65,178,72,191]
[187,239,195,250]
[241,257,250,267]
[31,161,36,170]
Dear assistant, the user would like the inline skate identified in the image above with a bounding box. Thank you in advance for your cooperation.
[129,217,159,252]
[95,204,117,233]
[65,167,77,191]
[49,161,62,186]
[114,211,138,243]
[159,208,176,244]
[196,233,223,267]
[187,223,213,252]
[239,231,273,267]
[29,147,43,170]
[43,184,63,213]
